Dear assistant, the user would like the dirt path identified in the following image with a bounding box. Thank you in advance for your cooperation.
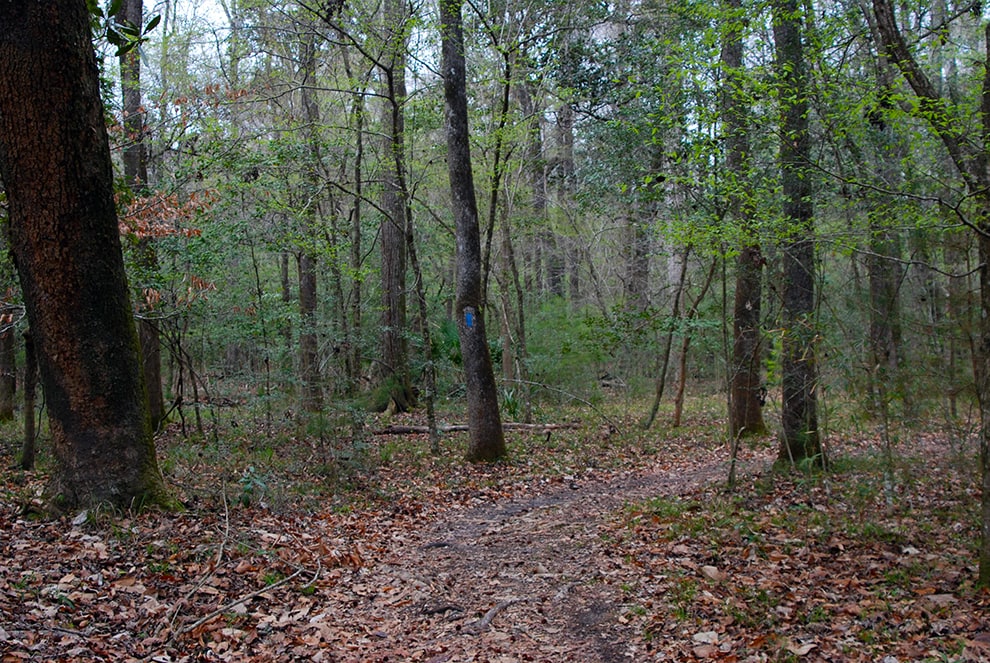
[332,447,773,662]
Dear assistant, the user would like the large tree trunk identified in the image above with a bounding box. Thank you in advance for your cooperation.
[773,0,823,467]
[723,0,766,439]
[441,0,505,462]
[0,1,170,509]
[118,0,165,430]
[730,246,766,436]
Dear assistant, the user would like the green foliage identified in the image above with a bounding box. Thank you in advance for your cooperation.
[526,301,606,399]
[237,465,268,506]
[88,0,161,57]
[500,387,520,420]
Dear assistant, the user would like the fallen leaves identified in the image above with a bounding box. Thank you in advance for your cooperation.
[613,430,990,661]
[0,416,987,661]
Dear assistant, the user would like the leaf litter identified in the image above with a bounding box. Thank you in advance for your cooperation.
[0,411,987,662]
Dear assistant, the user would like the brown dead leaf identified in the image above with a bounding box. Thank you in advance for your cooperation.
[234,560,256,573]
[693,644,718,658]
[785,640,816,656]
[925,594,957,607]
[700,565,725,582]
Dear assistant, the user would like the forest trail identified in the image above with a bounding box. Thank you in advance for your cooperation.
[3,431,986,662]
[329,445,773,662]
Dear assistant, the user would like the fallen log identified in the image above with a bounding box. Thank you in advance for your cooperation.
[373,422,580,435]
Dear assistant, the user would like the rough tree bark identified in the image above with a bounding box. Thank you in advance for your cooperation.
[773,0,824,467]
[0,0,170,509]
[441,0,506,462]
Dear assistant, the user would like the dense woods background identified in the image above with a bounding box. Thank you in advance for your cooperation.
[4,1,990,659]
[5,0,976,431]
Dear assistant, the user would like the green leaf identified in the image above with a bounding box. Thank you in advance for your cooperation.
[108,0,123,18]
[118,21,141,38]
[106,27,125,46]
[145,15,161,33]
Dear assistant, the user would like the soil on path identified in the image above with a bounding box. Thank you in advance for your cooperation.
[331,446,771,662]
[0,438,772,663]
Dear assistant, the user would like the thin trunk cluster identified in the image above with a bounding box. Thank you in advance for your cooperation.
[871,0,990,586]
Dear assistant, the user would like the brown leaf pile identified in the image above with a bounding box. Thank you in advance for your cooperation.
[0,414,987,662]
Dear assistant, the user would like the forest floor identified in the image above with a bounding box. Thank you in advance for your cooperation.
[0,399,989,662]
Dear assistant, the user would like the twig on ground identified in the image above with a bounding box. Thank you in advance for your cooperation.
[155,488,232,640]
[421,602,465,616]
[462,598,526,635]
[174,567,306,637]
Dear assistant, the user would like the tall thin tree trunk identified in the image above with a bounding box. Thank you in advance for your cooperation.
[774,0,823,467]
[298,252,322,412]
[723,0,766,438]
[20,332,35,471]
[280,251,294,391]
[349,76,364,393]
[441,0,505,462]
[378,0,413,410]
[337,43,365,392]
[0,324,15,422]
[118,0,165,429]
